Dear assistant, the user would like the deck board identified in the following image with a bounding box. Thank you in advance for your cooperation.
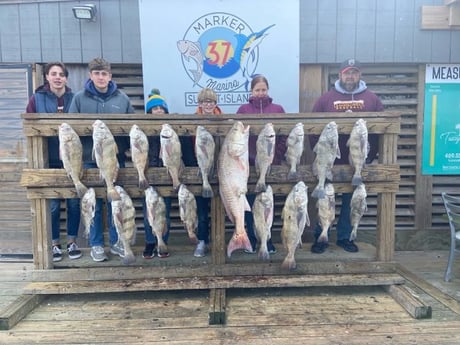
[1,251,460,344]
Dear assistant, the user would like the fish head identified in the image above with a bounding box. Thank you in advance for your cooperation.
[354,118,368,135]
[58,123,74,140]
[177,40,189,54]
[178,184,192,201]
[129,124,140,137]
[262,123,276,141]
[293,122,304,136]
[226,122,248,157]
[145,186,159,205]
[82,187,96,207]
[160,124,174,139]
[259,185,274,206]
[355,183,367,198]
[293,181,308,208]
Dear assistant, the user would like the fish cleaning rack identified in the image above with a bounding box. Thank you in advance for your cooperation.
[13,112,430,328]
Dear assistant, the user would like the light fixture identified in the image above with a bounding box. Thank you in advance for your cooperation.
[72,4,97,21]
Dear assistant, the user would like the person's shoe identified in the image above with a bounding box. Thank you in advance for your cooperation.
[194,240,208,257]
[67,242,82,260]
[143,243,156,259]
[311,241,328,254]
[244,244,256,254]
[268,243,277,254]
[52,245,62,262]
[90,246,108,262]
[110,242,125,258]
[336,239,359,253]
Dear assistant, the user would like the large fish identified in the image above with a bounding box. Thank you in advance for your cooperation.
[159,124,183,190]
[316,183,335,243]
[195,125,215,198]
[252,185,274,261]
[312,121,340,199]
[92,119,120,201]
[79,187,96,239]
[255,123,276,192]
[177,40,203,86]
[129,124,149,190]
[145,186,168,255]
[350,183,367,241]
[218,121,251,257]
[285,122,304,180]
[347,118,369,186]
[178,184,198,243]
[281,181,310,270]
[58,122,88,197]
[111,185,137,264]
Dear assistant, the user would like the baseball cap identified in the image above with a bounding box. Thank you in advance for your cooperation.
[340,59,361,73]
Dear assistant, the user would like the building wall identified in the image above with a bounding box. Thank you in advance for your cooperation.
[0,0,458,64]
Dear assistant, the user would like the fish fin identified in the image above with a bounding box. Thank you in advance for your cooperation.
[351,175,362,186]
[202,184,214,198]
[139,178,149,190]
[227,232,252,257]
[258,242,270,261]
[244,196,251,212]
[108,187,121,202]
[75,182,88,198]
[311,185,325,199]
[281,256,297,270]
[336,146,341,159]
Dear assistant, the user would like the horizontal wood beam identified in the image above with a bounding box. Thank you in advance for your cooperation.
[421,5,460,30]
[23,273,405,294]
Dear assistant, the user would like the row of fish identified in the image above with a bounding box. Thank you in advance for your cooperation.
[57,119,369,267]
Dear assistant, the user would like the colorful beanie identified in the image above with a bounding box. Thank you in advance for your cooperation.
[145,88,169,113]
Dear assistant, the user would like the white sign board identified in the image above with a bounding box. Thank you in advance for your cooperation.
[138,0,299,114]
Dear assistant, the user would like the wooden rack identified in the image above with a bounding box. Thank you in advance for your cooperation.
[17,112,431,325]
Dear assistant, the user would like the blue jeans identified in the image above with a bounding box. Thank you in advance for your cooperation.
[84,162,121,247]
[196,196,210,243]
[143,196,171,245]
[314,192,352,241]
[51,198,80,244]
[245,194,276,251]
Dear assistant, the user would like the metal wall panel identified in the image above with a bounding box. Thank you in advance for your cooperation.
[0,0,458,64]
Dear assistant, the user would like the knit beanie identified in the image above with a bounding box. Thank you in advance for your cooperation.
[145,88,169,113]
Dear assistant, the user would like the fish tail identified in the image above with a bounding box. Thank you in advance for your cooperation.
[311,184,325,199]
[318,232,329,243]
[287,169,298,180]
[349,227,358,241]
[187,228,198,244]
[281,255,297,270]
[157,240,168,255]
[75,182,88,198]
[122,251,136,265]
[107,187,121,202]
[351,175,362,186]
[227,232,252,257]
[202,182,214,198]
[139,177,150,190]
[258,241,270,261]
[254,179,266,193]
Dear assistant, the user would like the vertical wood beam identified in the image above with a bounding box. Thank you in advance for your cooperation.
[415,64,433,231]
[376,131,398,261]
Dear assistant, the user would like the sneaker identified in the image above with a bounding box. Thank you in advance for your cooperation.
[194,240,207,257]
[110,242,125,258]
[52,245,62,262]
[90,246,108,262]
[268,243,277,254]
[311,241,328,254]
[143,243,156,259]
[67,242,82,260]
[336,239,359,253]
[244,248,256,254]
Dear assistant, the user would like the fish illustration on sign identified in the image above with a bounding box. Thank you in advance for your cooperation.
[177,40,204,86]
[233,24,276,90]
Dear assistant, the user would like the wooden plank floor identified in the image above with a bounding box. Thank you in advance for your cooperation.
[1,250,460,344]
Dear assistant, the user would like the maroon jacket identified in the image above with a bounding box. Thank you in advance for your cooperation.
[311,80,384,164]
[236,96,286,165]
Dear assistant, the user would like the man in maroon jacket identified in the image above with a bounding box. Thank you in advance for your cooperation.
[310,59,384,254]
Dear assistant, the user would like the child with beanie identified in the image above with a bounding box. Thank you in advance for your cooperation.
[146,88,169,114]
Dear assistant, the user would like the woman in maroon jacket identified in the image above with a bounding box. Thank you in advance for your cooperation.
[236,75,285,254]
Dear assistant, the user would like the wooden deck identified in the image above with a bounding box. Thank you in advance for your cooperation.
[1,249,460,345]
